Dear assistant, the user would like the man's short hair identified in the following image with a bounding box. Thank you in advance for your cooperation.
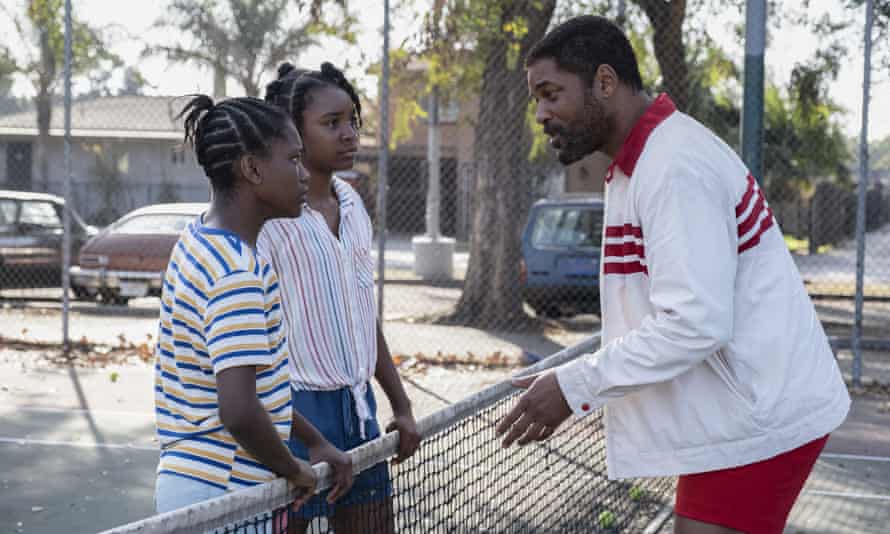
[526,15,644,92]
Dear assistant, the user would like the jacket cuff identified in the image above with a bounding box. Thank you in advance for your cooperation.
[556,358,603,417]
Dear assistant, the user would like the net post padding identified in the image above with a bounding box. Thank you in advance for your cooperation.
[100,335,602,534]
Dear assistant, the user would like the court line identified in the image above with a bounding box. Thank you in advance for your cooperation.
[821,452,890,463]
[803,489,890,501]
[0,436,157,451]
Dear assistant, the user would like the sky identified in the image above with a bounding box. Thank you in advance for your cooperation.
[1,0,888,140]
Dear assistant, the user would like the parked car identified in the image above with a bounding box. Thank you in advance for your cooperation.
[0,190,97,293]
[70,203,206,305]
[520,195,604,318]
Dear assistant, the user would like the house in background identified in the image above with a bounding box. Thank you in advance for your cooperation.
[382,58,606,241]
[0,95,208,223]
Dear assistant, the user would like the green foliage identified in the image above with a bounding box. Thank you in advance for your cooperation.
[85,141,126,225]
[617,0,852,197]
[869,135,890,171]
[848,134,890,178]
[391,96,426,148]
[388,0,556,157]
[146,0,354,97]
[0,47,17,98]
[762,51,851,197]
[5,0,121,93]
[846,0,890,70]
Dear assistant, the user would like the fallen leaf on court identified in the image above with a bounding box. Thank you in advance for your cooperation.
[21,328,28,336]
[137,343,153,361]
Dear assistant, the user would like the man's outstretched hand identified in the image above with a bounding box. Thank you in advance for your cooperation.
[495,371,573,448]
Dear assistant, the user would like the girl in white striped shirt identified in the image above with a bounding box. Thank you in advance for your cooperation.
[260,62,420,533]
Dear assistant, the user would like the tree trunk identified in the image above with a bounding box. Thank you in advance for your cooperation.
[451,0,556,330]
[35,89,51,193]
[634,0,689,110]
[213,64,227,98]
[36,23,56,192]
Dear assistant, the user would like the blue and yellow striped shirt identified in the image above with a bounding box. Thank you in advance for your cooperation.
[154,218,291,490]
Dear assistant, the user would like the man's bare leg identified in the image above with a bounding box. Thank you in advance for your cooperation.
[674,514,745,534]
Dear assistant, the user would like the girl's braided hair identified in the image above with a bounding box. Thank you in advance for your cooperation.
[177,94,291,195]
[264,61,362,134]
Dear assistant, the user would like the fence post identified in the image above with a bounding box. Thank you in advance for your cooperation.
[852,0,875,388]
[375,0,391,316]
[741,0,766,184]
[61,0,73,351]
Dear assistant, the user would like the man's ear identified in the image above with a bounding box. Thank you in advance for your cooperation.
[238,154,263,186]
[594,64,619,99]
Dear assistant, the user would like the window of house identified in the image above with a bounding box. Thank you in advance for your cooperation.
[420,95,460,123]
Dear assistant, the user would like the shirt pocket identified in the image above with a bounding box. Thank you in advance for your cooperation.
[354,247,375,288]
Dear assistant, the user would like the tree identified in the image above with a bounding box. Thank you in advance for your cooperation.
[4,0,120,190]
[630,0,689,110]
[119,66,152,96]
[623,0,851,197]
[0,47,21,113]
[0,47,17,97]
[145,0,355,97]
[399,0,556,329]
[762,58,851,199]
[847,0,890,71]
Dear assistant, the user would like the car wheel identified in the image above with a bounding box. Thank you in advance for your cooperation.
[99,289,130,306]
[71,285,91,300]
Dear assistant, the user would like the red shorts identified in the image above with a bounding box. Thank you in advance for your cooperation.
[674,435,828,534]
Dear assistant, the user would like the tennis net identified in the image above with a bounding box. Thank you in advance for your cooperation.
[101,335,676,533]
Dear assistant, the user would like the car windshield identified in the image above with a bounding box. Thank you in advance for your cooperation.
[110,213,194,235]
[530,206,603,250]
[20,201,62,227]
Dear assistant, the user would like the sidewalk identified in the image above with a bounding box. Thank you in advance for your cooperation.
[1,343,888,534]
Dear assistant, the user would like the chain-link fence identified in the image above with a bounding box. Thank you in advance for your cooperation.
[0,1,889,533]
[364,0,890,384]
[0,0,887,384]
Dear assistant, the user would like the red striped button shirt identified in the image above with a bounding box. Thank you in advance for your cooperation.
[257,178,378,434]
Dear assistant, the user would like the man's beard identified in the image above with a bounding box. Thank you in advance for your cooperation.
[546,92,607,166]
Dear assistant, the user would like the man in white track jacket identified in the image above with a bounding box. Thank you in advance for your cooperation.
[496,15,850,534]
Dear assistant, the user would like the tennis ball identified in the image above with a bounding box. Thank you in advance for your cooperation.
[109,372,119,383]
[598,510,615,529]
[629,485,644,501]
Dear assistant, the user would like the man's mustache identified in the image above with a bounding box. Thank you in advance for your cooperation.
[543,123,566,137]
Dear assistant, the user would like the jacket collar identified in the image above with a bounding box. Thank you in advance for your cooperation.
[606,93,676,183]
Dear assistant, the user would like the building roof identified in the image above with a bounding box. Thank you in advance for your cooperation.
[0,95,186,140]
[0,189,66,203]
